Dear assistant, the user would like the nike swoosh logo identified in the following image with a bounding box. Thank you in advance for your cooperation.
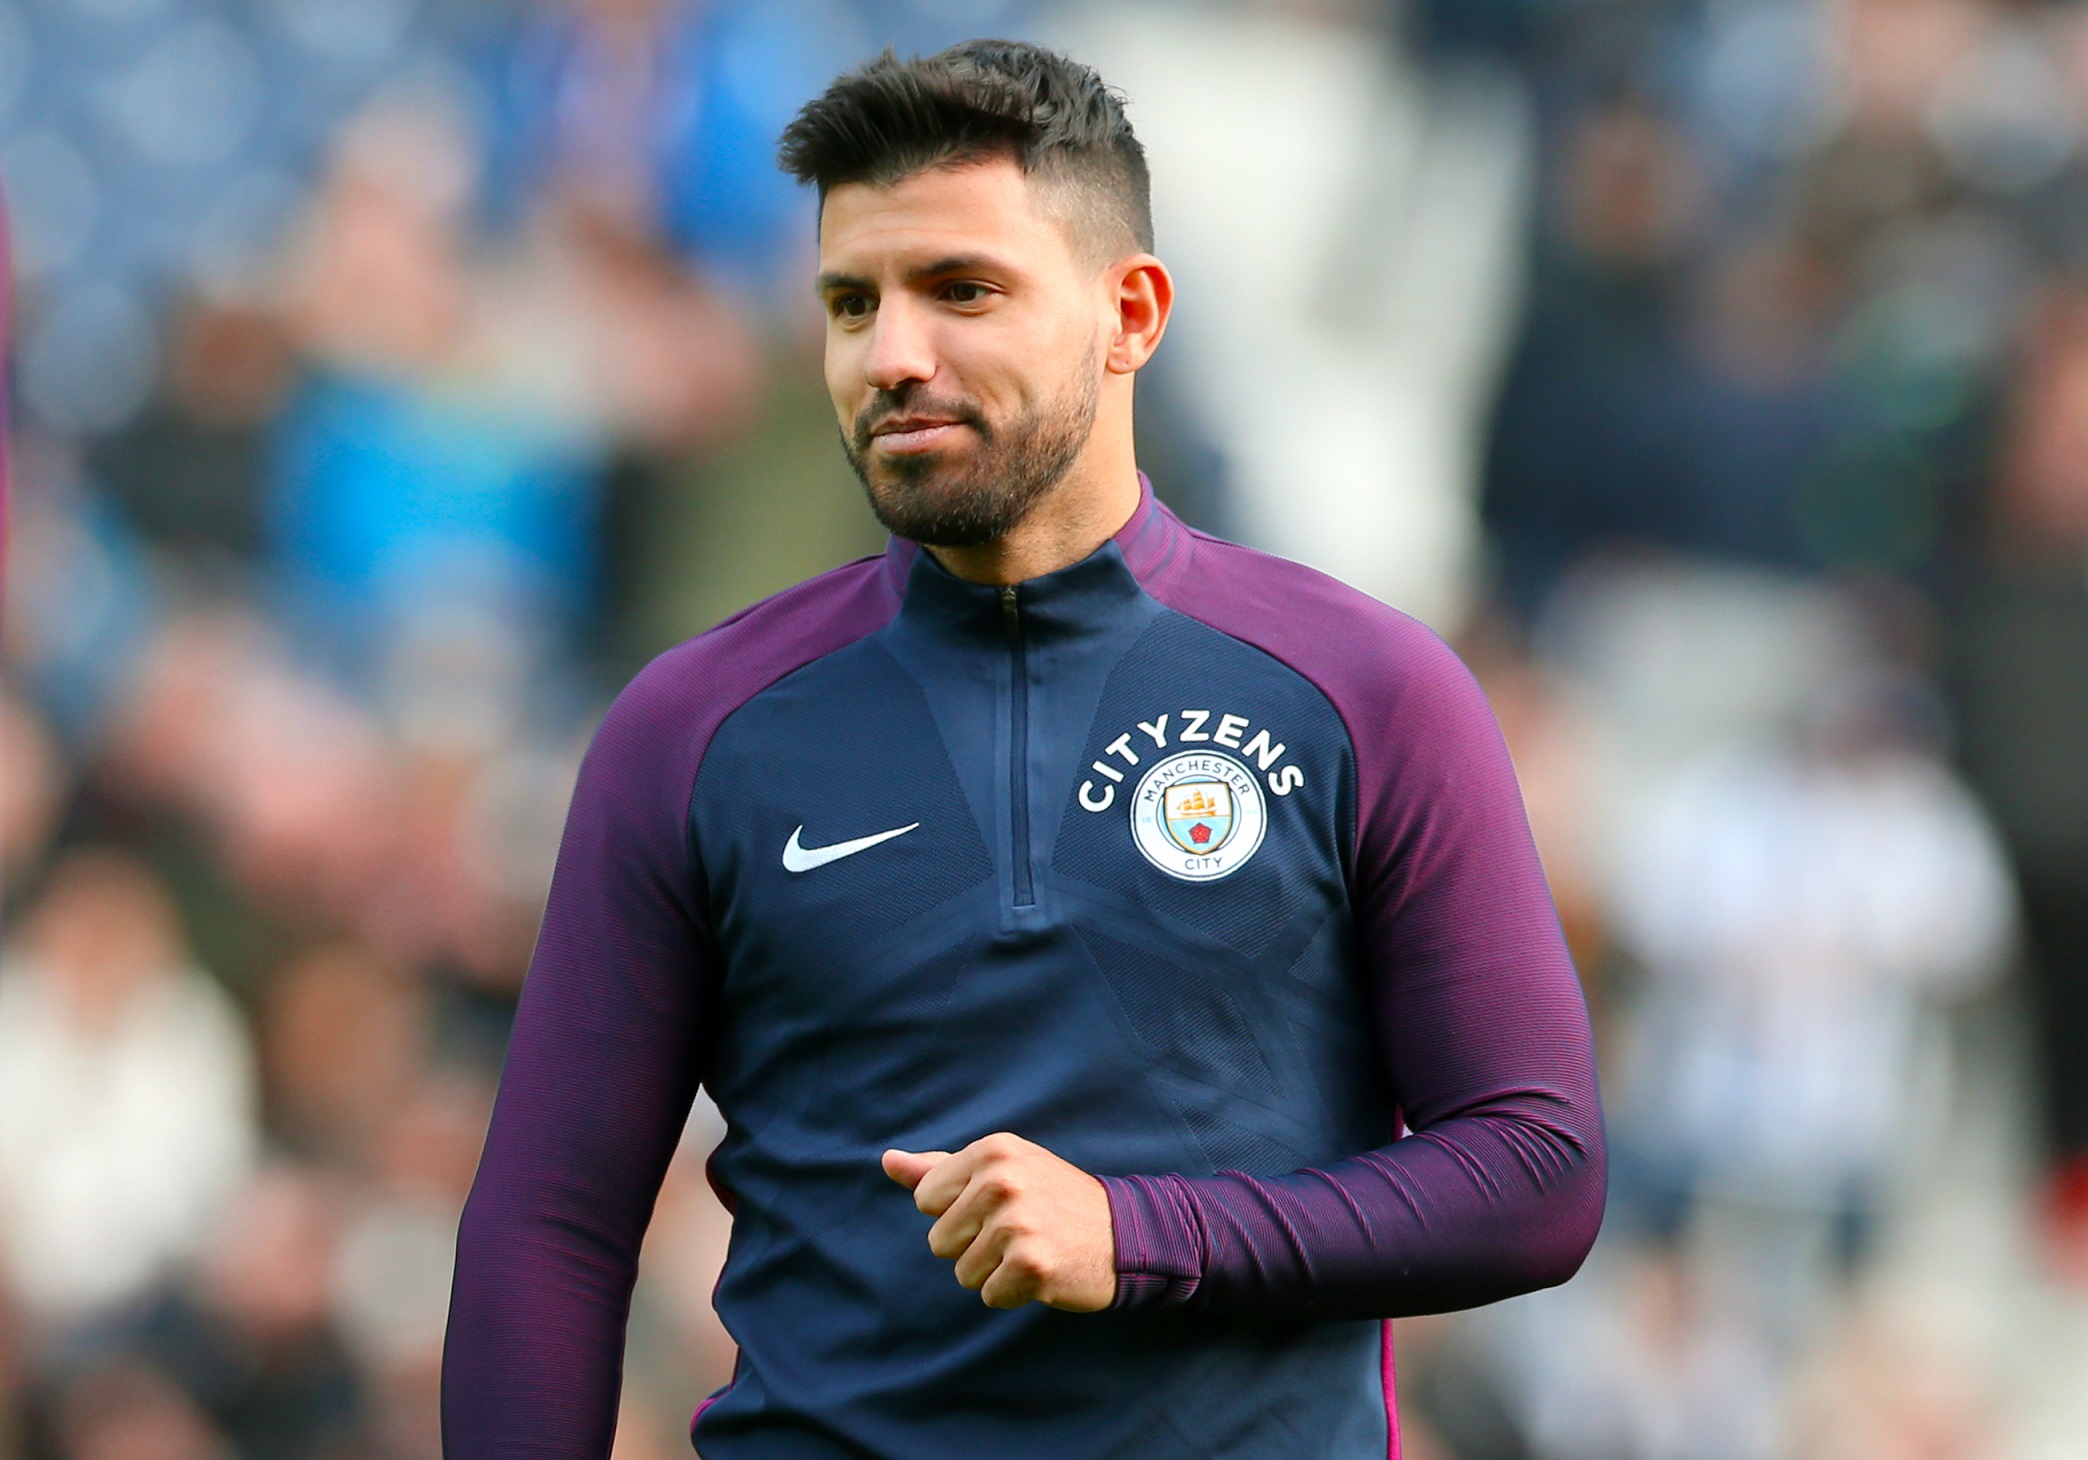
[782,822,921,874]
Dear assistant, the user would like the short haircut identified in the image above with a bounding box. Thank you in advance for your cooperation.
[778,39,1153,261]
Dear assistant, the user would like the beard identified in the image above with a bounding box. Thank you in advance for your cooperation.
[841,361,1100,549]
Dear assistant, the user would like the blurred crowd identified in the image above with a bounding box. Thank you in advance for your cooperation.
[1433,0,2088,1456]
[2,1,2086,1459]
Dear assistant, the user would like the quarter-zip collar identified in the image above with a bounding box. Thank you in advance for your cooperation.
[880,472,1194,632]
[877,473,1186,921]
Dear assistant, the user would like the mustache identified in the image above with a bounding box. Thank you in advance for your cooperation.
[850,389,992,453]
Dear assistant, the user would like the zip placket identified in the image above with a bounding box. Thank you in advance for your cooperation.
[1002,584,1035,908]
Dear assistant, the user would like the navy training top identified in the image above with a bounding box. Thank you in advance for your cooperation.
[442,480,1606,1459]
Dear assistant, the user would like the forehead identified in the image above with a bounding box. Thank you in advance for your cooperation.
[817,157,1075,276]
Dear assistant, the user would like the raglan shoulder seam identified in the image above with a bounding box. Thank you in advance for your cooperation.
[1141,598,1362,771]
[1158,527,1488,741]
[1140,526,1489,883]
[1141,529,1444,750]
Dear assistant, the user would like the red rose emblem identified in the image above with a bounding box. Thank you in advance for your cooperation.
[1189,822,1212,845]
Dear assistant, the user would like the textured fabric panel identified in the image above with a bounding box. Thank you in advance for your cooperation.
[698,637,994,945]
[1052,611,1354,961]
[1076,927,1278,1093]
[1074,927,1309,1178]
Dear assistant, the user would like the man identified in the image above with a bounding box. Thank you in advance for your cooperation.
[444,40,1604,1460]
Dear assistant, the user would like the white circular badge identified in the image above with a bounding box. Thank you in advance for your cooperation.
[1129,750,1268,882]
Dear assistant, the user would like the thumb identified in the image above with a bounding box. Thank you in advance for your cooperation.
[881,1148,949,1190]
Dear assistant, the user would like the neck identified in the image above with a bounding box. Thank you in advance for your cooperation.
[926,418,1142,587]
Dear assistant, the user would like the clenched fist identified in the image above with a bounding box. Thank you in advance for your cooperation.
[882,1133,1116,1312]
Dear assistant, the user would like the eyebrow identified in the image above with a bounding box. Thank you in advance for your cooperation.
[815,254,1010,295]
[815,270,873,295]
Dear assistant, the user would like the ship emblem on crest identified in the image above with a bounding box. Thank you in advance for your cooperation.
[1131,751,1267,882]
[1162,779,1236,854]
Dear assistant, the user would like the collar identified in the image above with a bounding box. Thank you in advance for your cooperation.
[879,471,1194,620]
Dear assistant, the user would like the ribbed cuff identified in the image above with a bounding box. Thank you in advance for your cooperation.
[1101,1174,1207,1309]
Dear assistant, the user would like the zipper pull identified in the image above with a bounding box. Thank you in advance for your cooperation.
[1000,583,1019,636]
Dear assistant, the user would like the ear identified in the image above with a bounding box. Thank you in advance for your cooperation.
[1105,254,1173,376]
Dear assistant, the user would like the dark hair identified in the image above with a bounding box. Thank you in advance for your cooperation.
[778,39,1153,257]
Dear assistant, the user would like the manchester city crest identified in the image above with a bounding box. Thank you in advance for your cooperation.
[1163,778,1235,853]
[1131,751,1267,882]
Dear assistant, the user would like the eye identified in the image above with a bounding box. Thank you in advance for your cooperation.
[830,292,874,321]
[943,280,991,305]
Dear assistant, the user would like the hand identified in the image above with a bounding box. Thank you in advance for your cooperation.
[881,1133,1116,1312]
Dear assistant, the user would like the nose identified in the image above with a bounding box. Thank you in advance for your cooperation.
[862,297,936,394]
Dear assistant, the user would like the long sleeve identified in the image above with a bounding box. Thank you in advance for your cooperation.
[441,667,719,1457]
[1103,616,1607,1319]
[439,556,898,1458]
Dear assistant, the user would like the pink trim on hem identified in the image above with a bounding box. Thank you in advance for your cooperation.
[690,1348,742,1454]
[1381,1319,1401,1460]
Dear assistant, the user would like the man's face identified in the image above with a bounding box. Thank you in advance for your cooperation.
[817,158,1109,548]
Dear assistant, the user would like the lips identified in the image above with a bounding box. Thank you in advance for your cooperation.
[871,418,968,453]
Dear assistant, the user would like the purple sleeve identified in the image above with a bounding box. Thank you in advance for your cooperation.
[441,658,719,1457]
[442,559,900,1458]
[1112,543,1607,1318]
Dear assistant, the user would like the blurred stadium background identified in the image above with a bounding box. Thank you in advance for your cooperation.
[4,0,2088,1455]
